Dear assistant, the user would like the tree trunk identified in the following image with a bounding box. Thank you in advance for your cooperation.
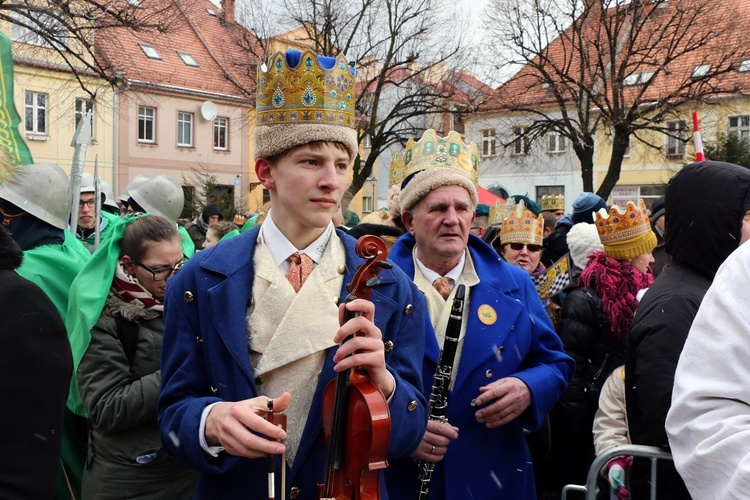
[597,129,630,200]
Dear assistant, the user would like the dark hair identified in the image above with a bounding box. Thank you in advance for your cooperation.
[542,212,557,231]
[208,220,238,238]
[120,215,178,261]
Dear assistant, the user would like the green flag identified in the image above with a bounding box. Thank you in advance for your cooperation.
[0,32,33,166]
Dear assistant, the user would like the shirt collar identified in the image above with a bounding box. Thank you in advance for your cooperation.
[414,247,466,284]
[261,210,333,268]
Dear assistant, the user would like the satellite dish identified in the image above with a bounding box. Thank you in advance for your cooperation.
[200,101,218,121]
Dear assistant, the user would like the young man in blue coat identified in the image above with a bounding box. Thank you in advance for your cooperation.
[158,49,428,499]
[386,129,574,499]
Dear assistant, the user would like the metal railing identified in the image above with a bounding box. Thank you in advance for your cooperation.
[561,444,673,500]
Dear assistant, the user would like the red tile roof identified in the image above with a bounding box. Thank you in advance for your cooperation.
[96,0,257,102]
[481,0,750,112]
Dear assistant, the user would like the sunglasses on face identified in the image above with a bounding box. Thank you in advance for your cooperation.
[508,242,542,253]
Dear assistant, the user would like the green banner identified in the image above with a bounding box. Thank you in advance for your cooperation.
[0,31,33,166]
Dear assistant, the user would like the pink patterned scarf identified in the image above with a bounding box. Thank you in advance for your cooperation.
[112,260,164,313]
[579,250,653,342]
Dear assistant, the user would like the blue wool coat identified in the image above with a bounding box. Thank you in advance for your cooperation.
[158,227,428,499]
[387,234,574,500]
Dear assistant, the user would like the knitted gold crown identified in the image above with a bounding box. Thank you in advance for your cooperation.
[594,199,657,260]
[500,199,544,246]
[390,151,406,187]
[403,129,479,185]
[542,194,565,212]
[256,50,356,128]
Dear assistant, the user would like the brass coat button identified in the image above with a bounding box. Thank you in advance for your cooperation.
[255,375,266,385]
[485,369,493,378]
[196,336,203,344]
[184,291,194,303]
[407,400,418,412]
[338,264,346,275]
[333,296,339,305]
[290,487,300,499]
[404,304,413,315]
[384,340,394,352]
[210,386,218,394]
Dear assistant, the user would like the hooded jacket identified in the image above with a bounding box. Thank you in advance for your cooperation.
[626,161,750,498]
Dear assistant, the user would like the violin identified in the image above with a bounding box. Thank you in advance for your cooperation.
[318,235,393,500]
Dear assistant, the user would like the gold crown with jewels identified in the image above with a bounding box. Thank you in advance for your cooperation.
[542,194,565,212]
[402,129,479,185]
[256,50,356,128]
[500,198,544,245]
[488,200,505,226]
[594,199,657,260]
[390,151,406,187]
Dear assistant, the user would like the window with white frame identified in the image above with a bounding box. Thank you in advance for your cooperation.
[75,98,95,139]
[24,91,47,135]
[547,132,566,154]
[138,106,156,143]
[362,196,373,213]
[481,129,496,157]
[512,126,531,155]
[213,117,229,150]
[729,116,750,142]
[177,112,194,147]
[665,120,686,157]
[11,12,66,48]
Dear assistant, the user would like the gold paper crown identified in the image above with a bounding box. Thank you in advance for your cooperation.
[256,50,356,128]
[542,194,565,212]
[403,129,479,185]
[594,199,657,260]
[500,199,544,246]
[390,151,406,187]
[488,200,505,226]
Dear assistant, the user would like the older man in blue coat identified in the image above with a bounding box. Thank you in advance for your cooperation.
[386,129,574,499]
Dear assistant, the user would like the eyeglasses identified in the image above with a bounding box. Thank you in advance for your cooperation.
[79,199,96,208]
[508,242,542,252]
[135,256,188,281]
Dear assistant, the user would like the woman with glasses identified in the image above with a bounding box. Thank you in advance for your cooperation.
[547,199,656,496]
[70,214,196,499]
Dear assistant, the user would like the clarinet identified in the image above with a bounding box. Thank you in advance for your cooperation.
[416,284,466,500]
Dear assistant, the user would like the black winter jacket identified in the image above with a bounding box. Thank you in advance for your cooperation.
[626,161,750,499]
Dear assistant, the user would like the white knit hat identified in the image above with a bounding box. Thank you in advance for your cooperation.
[567,222,604,269]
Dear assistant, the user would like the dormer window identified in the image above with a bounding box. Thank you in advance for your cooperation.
[692,64,710,78]
[139,44,161,60]
[178,52,199,67]
[623,71,655,86]
[739,60,750,72]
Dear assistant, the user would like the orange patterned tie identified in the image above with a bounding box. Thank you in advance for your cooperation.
[432,277,454,299]
[286,252,314,293]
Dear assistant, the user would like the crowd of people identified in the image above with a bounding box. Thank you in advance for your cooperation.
[3,47,750,500]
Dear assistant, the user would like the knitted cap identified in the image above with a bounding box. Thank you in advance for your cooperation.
[567,222,604,269]
[650,195,666,223]
[594,199,658,260]
[254,50,358,161]
[572,192,608,224]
